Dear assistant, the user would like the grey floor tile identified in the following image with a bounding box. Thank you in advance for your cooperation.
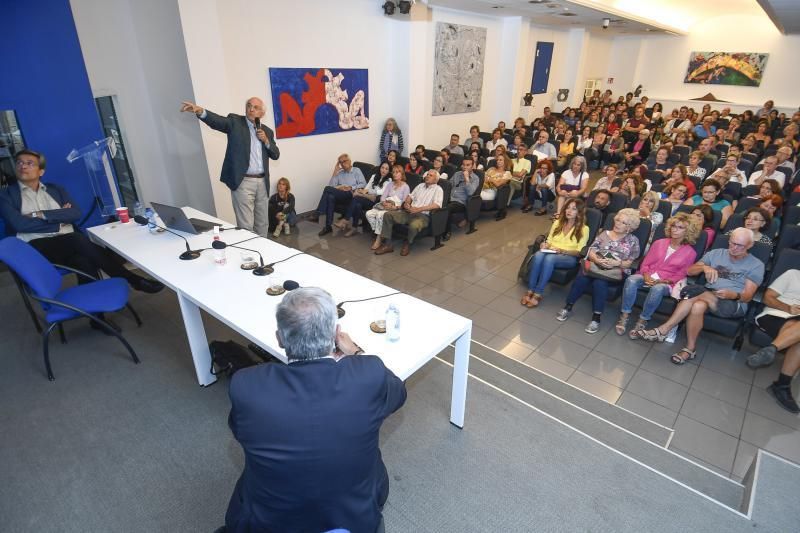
[731,441,758,481]
[670,446,732,478]
[690,366,751,409]
[577,351,638,389]
[746,385,800,431]
[626,369,689,412]
[469,325,495,345]
[594,332,651,366]
[486,336,534,362]
[439,295,482,317]
[552,321,608,350]
[429,275,470,294]
[680,389,746,438]
[485,294,527,320]
[699,347,756,386]
[523,352,575,381]
[450,264,492,284]
[362,268,403,284]
[516,308,563,333]
[616,391,678,429]
[752,365,781,390]
[409,285,452,306]
[638,351,699,387]
[388,275,427,294]
[495,320,551,352]
[405,265,448,285]
[476,274,519,294]
[670,415,739,472]
[740,411,800,464]
[567,370,623,403]
[425,257,462,274]
[459,285,501,306]
[535,335,591,368]
[469,307,516,335]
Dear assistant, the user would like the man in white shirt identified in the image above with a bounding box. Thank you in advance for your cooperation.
[748,156,786,188]
[775,146,796,174]
[708,154,747,186]
[664,107,693,138]
[375,169,443,257]
[746,268,800,413]
[531,131,557,161]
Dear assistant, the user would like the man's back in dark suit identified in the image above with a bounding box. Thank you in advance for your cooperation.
[225,354,406,533]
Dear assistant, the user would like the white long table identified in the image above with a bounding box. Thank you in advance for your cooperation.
[88,208,472,427]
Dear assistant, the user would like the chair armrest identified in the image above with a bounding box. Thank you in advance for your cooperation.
[52,263,100,282]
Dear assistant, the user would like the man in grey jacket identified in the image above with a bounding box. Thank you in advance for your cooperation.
[442,158,479,241]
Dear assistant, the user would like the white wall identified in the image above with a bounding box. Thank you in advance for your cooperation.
[70,0,215,214]
[523,24,572,114]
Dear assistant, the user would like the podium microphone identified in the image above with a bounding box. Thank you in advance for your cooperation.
[134,215,201,260]
[213,240,273,276]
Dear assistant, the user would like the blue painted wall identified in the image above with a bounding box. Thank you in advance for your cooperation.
[0,0,106,230]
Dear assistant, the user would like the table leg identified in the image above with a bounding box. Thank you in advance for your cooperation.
[450,325,471,428]
[177,291,217,387]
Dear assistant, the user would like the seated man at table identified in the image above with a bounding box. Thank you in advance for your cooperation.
[225,287,407,532]
[0,150,163,298]
[635,227,764,365]
[313,153,366,236]
[375,169,443,257]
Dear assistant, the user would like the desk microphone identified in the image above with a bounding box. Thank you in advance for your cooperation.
[336,292,402,319]
[133,215,201,260]
[213,240,273,276]
[283,280,300,291]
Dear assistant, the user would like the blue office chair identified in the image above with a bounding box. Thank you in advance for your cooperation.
[0,237,141,380]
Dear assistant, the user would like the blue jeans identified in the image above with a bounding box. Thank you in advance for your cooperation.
[566,271,619,315]
[620,274,672,321]
[316,186,354,227]
[345,196,374,226]
[527,252,577,294]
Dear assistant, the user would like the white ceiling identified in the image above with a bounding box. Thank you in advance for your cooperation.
[757,0,800,34]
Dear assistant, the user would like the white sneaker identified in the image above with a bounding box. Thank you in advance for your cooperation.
[284,223,291,235]
[585,320,600,334]
[273,222,283,238]
[556,309,571,322]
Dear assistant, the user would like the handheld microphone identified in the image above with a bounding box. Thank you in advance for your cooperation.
[214,240,273,276]
[134,215,201,260]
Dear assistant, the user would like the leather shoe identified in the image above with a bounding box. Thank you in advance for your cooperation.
[768,382,800,413]
[132,277,164,294]
[374,244,394,255]
[442,232,451,242]
[400,242,410,256]
[495,210,507,221]
[318,226,332,237]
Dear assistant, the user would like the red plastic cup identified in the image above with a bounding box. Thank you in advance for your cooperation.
[116,207,130,223]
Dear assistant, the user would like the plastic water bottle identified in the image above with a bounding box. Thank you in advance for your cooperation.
[133,201,144,218]
[145,207,158,234]
[386,304,400,342]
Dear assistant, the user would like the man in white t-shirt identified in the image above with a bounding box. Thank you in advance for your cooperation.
[746,269,800,413]
[748,156,786,188]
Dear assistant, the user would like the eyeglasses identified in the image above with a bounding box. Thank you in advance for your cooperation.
[15,160,38,168]
[338,158,350,164]
[729,242,748,249]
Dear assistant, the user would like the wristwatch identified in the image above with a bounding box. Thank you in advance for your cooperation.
[734,293,741,301]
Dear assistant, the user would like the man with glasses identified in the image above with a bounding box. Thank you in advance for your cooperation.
[181,97,280,237]
[636,227,764,364]
[708,154,747,186]
[531,131,557,161]
[442,158,479,241]
[748,155,786,188]
[312,154,366,236]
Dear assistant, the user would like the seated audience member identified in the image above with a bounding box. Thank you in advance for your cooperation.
[314,153,366,236]
[378,117,404,162]
[511,144,532,206]
[531,131,557,161]
[268,177,296,237]
[775,145,795,173]
[556,208,641,334]
[593,164,619,193]
[374,169,443,257]
[696,138,718,166]
[439,149,450,165]
[497,120,508,132]
[541,107,556,130]
[605,112,620,136]
[635,227,764,364]
[224,287,406,532]
[693,115,717,139]
[521,198,590,308]
[591,189,613,226]
[725,207,773,247]
[664,107,692,138]
[551,121,567,143]
[760,194,783,223]
[526,159,556,216]
[745,268,800,413]
[555,156,590,216]
[482,154,513,220]
[485,128,508,154]
[709,154,747,186]
[777,123,800,152]
[365,165,410,250]
[431,155,448,179]
[686,150,707,180]
[748,156,786,188]
[443,134,464,156]
[384,149,399,168]
[443,159,479,241]
[556,129,576,171]
[646,147,672,179]
[690,204,715,250]
[467,148,485,171]
[487,144,508,165]
[623,129,651,168]
[753,120,772,147]
[756,99,774,119]
[0,150,163,299]
[663,182,689,215]
[748,179,782,201]
[663,164,697,198]
[622,105,648,145]
[405,153,424,176]
[576,126,593,155]
[414,144,428,162]
[463,125,484,152]
[337,162,395,238]
[601,130,625,165]
[683,179,733,228]
[507,134,525,158]
[613,173,644,203]
[587,129,608,169]
[616,213,699,337]
[638,190,664,247]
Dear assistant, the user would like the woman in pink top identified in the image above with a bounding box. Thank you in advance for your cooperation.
[616,212,700,337]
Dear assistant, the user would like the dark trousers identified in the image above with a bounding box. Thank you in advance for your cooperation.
[566,271,620,315]
[601,150,623,165]
[28,232,137,285]
[267,206,296,233]
[316,186,354,227]
[446,201,466,228]
[528,186,554,207]
[345,196,375,226]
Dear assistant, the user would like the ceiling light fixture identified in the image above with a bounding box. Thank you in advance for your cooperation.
[382,1,395,15]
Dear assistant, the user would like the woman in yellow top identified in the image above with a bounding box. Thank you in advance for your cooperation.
[521,198,590,307]
[480,154,512,201]
[556,128,576,171]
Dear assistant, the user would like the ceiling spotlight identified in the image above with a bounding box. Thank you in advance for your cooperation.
[399,0,412,14]
[382,1,396,15]
[602,18,610,29]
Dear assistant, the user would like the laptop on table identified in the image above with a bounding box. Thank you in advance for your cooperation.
[150,202,218,234]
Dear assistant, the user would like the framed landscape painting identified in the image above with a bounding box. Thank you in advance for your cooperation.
[684,51,768,87]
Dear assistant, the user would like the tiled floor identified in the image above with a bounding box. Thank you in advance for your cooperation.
[284,203,800,482]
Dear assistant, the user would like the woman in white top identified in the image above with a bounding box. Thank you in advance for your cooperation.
[485,128,508,153]
[709,154,747,186]
[592,164,618,192]
[576,126,593,155]
[524,159,556,215]
[366,165,411,249]
[686,150,707,180]
[338,161,393,236]
[431,155,448,180]
[554,155,590,217]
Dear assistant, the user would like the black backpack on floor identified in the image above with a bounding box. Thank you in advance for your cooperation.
[210,340,274,376]
[517,234,546,281]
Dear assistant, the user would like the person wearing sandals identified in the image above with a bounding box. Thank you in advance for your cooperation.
[336,162,394,237]
[524,159,555,215]
[521,199,589,308]
[616,213,699,338]
[365,165,410,250]
[268,177,296,237]
[634,227,764,365]
[555,209,641,334]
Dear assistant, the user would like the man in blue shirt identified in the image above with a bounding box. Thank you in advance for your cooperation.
[312,154,366,236]
[442,158,479,241]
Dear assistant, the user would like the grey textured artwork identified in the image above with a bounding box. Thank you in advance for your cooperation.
[433,22,486,116]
